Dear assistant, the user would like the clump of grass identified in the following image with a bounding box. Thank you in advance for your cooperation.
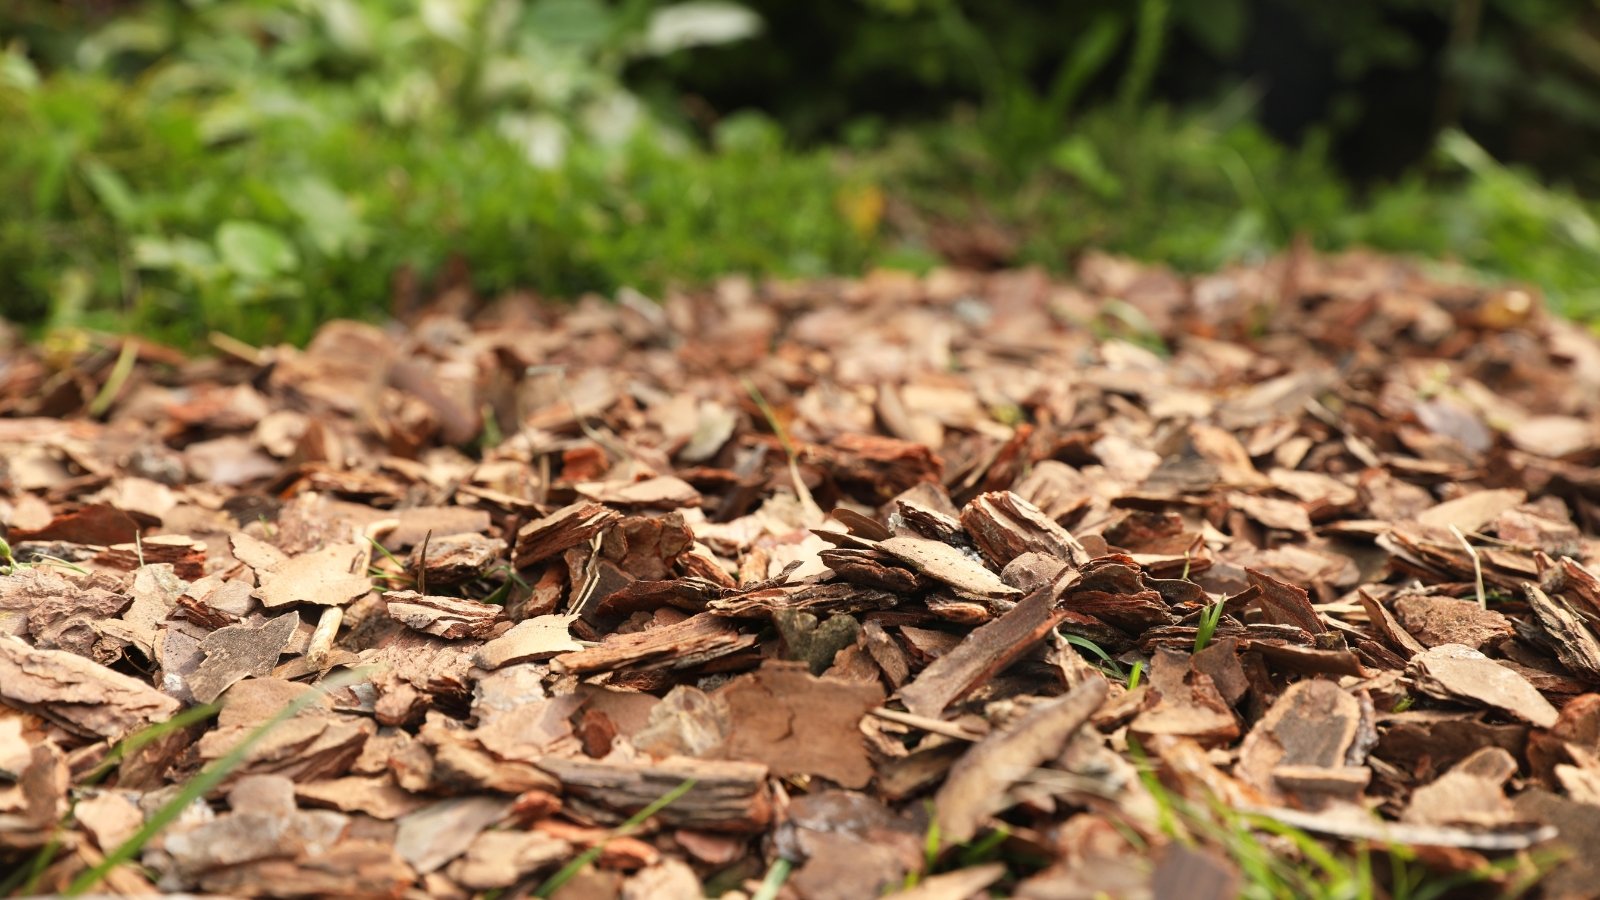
[1125,738,1547,899]
[1193,599,1227,653]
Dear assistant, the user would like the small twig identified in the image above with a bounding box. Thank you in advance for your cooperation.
[416,530,431,596]
[1449,524,1487,609]
[870,707,985,742]
[306,607,342,671]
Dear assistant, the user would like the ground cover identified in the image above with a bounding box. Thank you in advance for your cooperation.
[3,251,1600,897]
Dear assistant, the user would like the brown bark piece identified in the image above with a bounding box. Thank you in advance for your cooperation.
[815,433,943,496]
[535,756,771,831]
[1129,648,1240,746]
[897,578,1071,718]
[1409,644,1559,727]
[394,795,509,875]
[934,678,1108,844]
[1236,680,1365,802]
[1227,492,1313,533]
[256,542,371,609]
[1358,590,1425,658]
[410,532,505,585]
[231,531,289,573]
[716,661,884,788]
[8,503,142,545]
[0,568,128,654]
[877,535,1021,600]
[1416,488,1525,532]
[0,637,180,740]
[96,535,207,580]
[576,475,702,509]
[449,829,571,890]
[513,501,620,568]
[1392,594,1513,649]
[1524,583,1600,681]
[383,590,504,640]
[385,507,492,548]
[474,615,584,669]
[294,774,428,820]
[550,613,756,676]
[188,611,300,704]
[1246,568,1324,635]
[959,490,1086,569]
[1404,746,1519,828]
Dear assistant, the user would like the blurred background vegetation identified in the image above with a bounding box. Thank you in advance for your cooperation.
[2,0,1600,345]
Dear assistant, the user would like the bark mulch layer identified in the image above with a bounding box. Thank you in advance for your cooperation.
[5,251,1600,898]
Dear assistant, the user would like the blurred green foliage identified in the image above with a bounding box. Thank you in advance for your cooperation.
[1,0,1598,346]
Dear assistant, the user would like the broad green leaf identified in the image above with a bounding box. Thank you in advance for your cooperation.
[0,45,40,92]
[80,161,141,226]
[216,221,299,281]
[643,1,760,56]
[279,176,368,256]
[1051,135,1122,199]
[133,235,217,271]
[526,0,615,51]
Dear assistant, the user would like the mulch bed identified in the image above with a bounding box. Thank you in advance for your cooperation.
[4,250,1600,898]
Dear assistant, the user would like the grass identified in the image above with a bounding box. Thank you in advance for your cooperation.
[751,858,793,900]
[1124,739,1547,900]
[5,13,1600,351]
[0,535,88,577]
[1,702,222,897]
[56,669,368,896]
[533,777,697,897]
[1193,598,1227,653]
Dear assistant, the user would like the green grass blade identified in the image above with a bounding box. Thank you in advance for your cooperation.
[79,702,221,788]
[751,857,793,900]
[534,778,697,897]
[64,670,369,896]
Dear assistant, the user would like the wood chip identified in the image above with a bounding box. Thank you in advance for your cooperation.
[474,615,584,669]
[959,490,1087,568]
[717,662,884,788]
[0,636,180,739]
[933,678,1108,845]
[514,501,620,568]
[255,542,371,609]
[550,613,756,676]
[188,611,300,704]
[1524,583,1600,681]
[898,576,1072,718]
[1408,643,1559,727]
[535,757,771,831]
[877,535,1021,601]
[383,590,504,639]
